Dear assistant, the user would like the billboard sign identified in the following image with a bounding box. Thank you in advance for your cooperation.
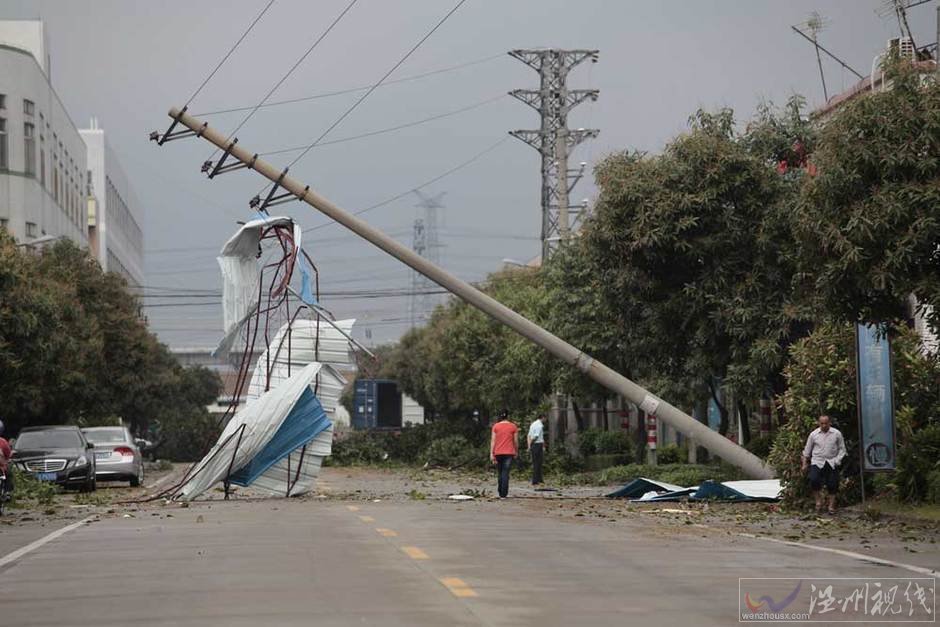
[855,323,896,471]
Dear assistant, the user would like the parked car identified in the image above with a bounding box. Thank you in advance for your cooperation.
[82,426,144,487]
[12,426,96,492]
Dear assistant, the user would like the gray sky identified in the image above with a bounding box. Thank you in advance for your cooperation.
[5,0,938,347]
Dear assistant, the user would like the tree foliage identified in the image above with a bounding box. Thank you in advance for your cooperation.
[0,231,221,449]
[795,63,940,332]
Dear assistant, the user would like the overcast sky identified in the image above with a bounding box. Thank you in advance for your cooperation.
[5,0,938,348]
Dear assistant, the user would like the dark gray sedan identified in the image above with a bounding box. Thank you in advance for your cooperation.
[81,427,144,487]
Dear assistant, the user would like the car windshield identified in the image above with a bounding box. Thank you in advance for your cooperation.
[83,428,127,444]
[15,430,83,449]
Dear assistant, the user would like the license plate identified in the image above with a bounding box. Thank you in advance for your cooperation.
[36,472,57,481]
[95,452,110,459]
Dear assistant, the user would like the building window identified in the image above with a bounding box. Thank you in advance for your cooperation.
[0,118,7,169]
[0,94,5,109]
[25,221,37,238]
[0,218,8,230]
[23,99,34,116]
[24,122,36,177]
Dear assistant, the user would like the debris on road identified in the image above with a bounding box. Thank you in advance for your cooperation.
[448,494,474,501]
[607,477,782,502]
[165,217,362,502]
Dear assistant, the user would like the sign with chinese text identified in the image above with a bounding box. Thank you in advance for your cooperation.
[856,323,897,471]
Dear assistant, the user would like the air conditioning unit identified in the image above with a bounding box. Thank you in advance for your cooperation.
[888,36,915,60]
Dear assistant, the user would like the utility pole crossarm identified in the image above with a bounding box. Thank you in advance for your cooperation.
[508,89,545,111]
[152,107,774,480]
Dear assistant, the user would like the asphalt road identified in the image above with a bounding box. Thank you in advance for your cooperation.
[1,473,933,626]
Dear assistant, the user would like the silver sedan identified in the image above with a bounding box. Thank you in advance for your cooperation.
[81,426,144,487]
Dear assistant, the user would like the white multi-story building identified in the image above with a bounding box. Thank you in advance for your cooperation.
[0,19,144,287]
[80,121,144,286]
[0,20,89,247]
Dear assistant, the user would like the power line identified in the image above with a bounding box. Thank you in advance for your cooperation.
[184,0,278,107]
[277,0,470,177]
[302,135,510,233]
[141,287,451,307]
[193,53,504,116]
[259,94,505,156]
[211,0,359,159]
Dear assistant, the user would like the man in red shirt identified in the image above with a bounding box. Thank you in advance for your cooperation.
[489,410,519,498]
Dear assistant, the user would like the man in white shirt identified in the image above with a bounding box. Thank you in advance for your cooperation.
[527,415,546,485]
[801,415,847,514]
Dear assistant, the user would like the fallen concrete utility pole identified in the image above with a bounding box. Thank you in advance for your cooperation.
[156,107,774,480]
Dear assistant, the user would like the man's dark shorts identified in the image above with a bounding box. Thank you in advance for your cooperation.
[808,462,839,493]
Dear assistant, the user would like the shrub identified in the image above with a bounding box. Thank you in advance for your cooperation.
[330,431,389,465]
[578,428,631,457]
[422,435,471,467]
[10,467,57,507]
[577,428,602,457]
[769,322,940,507]
[745,435,774,460]
[543,449,584,475]
[594,430,632,455]
[895,422,940,503]
[594,463,744,487]
[926,469,940,505]
[656,443,682,464]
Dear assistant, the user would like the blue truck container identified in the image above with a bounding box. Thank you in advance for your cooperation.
[352,379,402,430]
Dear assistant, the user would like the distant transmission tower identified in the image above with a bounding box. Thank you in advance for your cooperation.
[509,49,599,260]
[409,190,446,328]
[409,217,427,329]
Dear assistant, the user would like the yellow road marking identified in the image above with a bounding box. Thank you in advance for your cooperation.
[452,588,479,598]
[359,515,375,523]
[440,577,479,598]
[401,546,429,560]
[376,528,398,537]
[346,505,360,512]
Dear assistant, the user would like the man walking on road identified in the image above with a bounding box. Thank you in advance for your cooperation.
[528,414,546,485]
[801,414,847,515]
[490,410,519,498]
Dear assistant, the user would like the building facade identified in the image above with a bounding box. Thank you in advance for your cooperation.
[80,121,144,286]
[0,19,144,287]
[0,20,89,247]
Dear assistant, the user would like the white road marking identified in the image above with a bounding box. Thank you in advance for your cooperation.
[0,516,95,569]
[738,532,939,577]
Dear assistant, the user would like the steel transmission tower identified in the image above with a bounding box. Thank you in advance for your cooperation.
[509,49,599,260]
[409,217,427,329]
[409,190,446,328]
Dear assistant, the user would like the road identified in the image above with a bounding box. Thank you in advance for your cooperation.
[0,469,936,626]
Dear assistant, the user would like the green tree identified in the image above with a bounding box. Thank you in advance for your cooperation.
[583,107,809,436]
[794,62,940,334]
[0,231,221,450]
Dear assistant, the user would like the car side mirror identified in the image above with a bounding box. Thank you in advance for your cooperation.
[86,442,94,449]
